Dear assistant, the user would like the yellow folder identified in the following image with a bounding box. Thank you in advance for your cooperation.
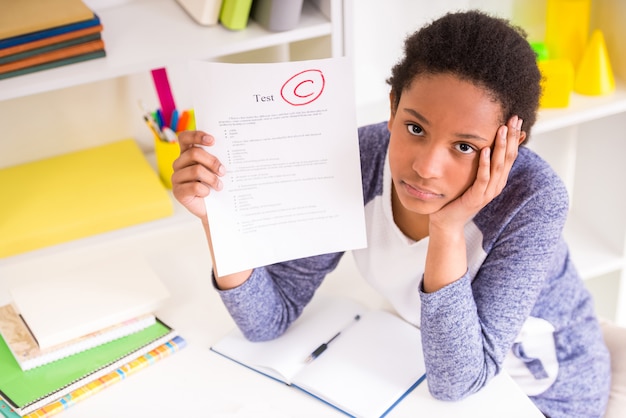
[0,139,173,258]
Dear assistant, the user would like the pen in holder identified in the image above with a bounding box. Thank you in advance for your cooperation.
[143,108,195,189]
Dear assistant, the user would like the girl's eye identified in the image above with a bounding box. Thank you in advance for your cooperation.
[406,123,424,136]
[454,143,476,154]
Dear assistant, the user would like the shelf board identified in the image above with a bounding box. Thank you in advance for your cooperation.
[0,0,332,102]
[564,216,625,280]
[534,83,626,134]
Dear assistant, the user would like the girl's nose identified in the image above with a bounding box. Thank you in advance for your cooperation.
[412,144,444,179]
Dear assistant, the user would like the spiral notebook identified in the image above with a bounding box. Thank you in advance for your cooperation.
[0,320,176,416]
[0,304,156,371]
[22,336,187,418]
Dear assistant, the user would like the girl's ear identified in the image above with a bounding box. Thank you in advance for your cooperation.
[518,130,527,145]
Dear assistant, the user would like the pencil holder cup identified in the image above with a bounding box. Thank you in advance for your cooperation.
[154,134,179,189]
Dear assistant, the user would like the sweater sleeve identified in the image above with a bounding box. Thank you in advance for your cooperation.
[215,252,344,341]
[419,152,570,400]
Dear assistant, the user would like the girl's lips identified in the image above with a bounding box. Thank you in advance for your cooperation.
[401,180,442,200]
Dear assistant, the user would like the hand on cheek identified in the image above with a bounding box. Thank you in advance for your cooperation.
[487,115,523,196]
[431,116,523,232]
[474,115,522,203]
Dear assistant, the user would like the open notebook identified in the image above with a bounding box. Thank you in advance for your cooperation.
[211,297,426,418]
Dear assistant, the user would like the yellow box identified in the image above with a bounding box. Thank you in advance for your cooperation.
[545,0,591,69]
[538,59,575,108]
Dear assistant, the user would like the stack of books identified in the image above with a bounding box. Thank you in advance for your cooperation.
[0,0,106,80]
[0,257,185,418]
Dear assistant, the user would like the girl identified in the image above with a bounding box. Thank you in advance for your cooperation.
[172,10,610,417]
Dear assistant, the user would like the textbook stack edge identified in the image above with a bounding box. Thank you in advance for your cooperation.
[0,257,184,417]
[0,306,157,372]
[0,0,106,80]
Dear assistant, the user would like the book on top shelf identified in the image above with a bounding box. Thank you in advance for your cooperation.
[0,0,104,80]
[0,305,156,371]
[0,319,177,416]
[0,50,106,80]
[210,296,427,418]
[0,24,103,58]
[0,14,102,50]
[0,33,103,65]
[0,0,95,40]
[8,256,170,350]
[0,38,105,75]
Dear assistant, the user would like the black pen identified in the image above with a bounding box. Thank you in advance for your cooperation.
[304,314,361,363]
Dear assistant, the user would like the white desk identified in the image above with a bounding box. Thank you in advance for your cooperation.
[0,207,543,418]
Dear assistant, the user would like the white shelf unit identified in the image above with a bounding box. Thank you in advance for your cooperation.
[0,0,348,171]
[0,0,346,256]
[527,86,626,326]
[0,0,344,102]
[1,0,625,327]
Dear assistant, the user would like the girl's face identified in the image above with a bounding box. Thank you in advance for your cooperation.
[388,73,503,216]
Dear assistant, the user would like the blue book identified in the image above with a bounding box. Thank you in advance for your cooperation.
[0,14,101,50]
[0,399,20,418]
[0,33,102,65]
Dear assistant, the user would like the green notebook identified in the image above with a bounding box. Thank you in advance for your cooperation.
[0,319,175,415]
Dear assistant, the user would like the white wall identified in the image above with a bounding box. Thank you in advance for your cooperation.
[349,0,625,126]
[350,0,548,126]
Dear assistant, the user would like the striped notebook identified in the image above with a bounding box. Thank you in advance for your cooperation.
[0,336,186,418]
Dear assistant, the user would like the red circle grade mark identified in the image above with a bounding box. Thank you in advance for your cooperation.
[281,69,325,106]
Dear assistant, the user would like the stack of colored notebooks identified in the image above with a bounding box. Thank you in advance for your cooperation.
[0,0,106,80]
[0,258,186,417]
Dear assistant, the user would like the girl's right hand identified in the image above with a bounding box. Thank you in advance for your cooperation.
[172,130,226,219]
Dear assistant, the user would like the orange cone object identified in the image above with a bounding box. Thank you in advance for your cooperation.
[574,29,616,95]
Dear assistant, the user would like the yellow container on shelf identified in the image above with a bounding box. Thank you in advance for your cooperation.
[538,59,575,108]
[150,108,194,189]
[545,0,591,70]
[154,134,180,189]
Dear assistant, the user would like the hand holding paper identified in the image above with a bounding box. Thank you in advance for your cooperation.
[185,58,367,276]
[173,130,225,219]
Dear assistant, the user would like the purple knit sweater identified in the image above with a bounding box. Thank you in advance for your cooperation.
[215,122,610,417]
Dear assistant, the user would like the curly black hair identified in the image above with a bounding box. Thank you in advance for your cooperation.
[387,10,542,142]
